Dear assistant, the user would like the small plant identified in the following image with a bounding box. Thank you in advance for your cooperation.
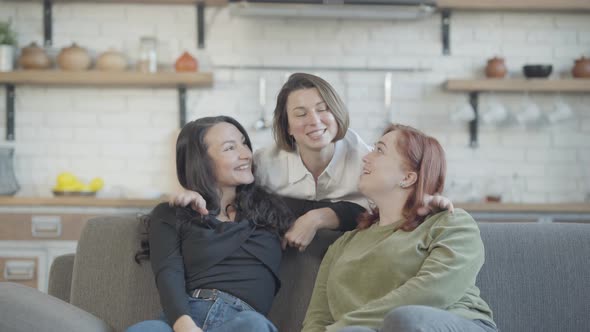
[0,20,17,46]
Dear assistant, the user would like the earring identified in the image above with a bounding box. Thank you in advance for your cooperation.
[399,182,406,188]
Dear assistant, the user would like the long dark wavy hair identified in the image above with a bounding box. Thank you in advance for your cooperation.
[135,116,293,263]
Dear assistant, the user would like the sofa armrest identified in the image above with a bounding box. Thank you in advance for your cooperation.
[0,282,112,332]
[48,253,75,303]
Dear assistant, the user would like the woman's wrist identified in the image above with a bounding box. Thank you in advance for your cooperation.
[308,208,339,230]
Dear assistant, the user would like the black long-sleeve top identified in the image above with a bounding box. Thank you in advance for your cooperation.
[149,199,365,325]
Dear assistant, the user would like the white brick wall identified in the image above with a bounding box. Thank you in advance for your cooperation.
[1,2,589,202]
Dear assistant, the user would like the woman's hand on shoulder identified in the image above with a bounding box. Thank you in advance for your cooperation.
[173,315,203,332]
[168,189,208,215]
[418,193,454,216]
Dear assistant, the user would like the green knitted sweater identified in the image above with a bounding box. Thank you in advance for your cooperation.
[302,209,495,332]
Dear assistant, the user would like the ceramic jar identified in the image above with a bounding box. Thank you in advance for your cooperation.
[18,42,52,69]
[485,57,507,78]
[175,51,198,72]
[57,43,91,71]
[0,45,15,72]
[95,49,127,71]
[572,56,590,78]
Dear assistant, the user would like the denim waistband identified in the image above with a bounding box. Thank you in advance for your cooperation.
[190,288,255,312]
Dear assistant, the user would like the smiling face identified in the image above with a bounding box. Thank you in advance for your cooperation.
[204,122,254,192]
[359,130,413,200]
[286,88,339,153]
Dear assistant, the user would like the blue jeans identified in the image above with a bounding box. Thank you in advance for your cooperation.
[337,305,498,332]
[126,291,277,332]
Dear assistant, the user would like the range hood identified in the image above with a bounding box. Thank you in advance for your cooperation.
[229,0,437,20]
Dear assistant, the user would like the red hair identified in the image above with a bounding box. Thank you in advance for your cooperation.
[357,124,446,231]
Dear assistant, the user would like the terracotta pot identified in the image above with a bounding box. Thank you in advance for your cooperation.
[95,49,127,71]
[57,43,91,71]
[18,42,52,70]
[175,51,198,72]
[572,56,590,78]
[485,57,507,78]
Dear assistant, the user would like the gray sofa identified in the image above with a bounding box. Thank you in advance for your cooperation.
[1,216,589,332]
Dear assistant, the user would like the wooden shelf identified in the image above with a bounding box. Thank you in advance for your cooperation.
[445,79,590,93]
[438,0,590,11]
[0,70,214,88]
[16,0,228,6]
[445,78,589,148]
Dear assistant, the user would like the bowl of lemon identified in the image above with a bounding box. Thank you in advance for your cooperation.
[52,172,104,196]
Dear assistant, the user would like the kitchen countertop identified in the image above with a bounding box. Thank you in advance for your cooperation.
[0,197,589,213]
[0,196,162,208]
[456,202,590,213]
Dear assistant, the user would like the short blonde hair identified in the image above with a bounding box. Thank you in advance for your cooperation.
[272,73,349,152]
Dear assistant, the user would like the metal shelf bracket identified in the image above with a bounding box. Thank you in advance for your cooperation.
[468,91,479,148]
[441,9,451,55]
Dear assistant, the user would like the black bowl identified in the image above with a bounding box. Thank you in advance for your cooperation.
[523,64,553,78]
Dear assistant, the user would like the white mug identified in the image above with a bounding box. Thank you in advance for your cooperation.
[547,100,573,123]
[481,103,508,125]
[516,101,541,125]
[450,103,476,123]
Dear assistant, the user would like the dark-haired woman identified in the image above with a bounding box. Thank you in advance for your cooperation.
[126,116,338,332]
[302,124,497,332]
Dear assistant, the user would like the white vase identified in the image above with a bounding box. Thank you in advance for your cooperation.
[0,44,15,72]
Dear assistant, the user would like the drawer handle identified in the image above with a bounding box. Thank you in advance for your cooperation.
[4,260,35,280]
[31,216,62,238]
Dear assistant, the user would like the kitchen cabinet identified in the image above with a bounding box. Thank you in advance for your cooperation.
[0,197,156,292]
[444,78,590,148]
[0,249,47,290]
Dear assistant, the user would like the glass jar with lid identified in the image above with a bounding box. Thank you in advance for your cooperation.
[137,36,157,73]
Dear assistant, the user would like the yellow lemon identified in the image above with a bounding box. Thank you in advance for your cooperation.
[81,184,93,192]
[89,178,104,192]
[71,182,85,191]
[57,172,77,187]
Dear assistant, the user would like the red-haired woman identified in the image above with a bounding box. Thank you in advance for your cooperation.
[302,124,497,332]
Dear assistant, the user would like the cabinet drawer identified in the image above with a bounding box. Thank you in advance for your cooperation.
[0,214,97,240]
[0,257,39,289]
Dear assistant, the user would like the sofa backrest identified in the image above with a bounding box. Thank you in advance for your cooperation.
[267,230,341,332]
[70,217,590,332]
[477,222,590,332]
[70,216,341,332]
[70,216,161,332]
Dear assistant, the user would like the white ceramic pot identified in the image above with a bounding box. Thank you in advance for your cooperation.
[0,44,15,72]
